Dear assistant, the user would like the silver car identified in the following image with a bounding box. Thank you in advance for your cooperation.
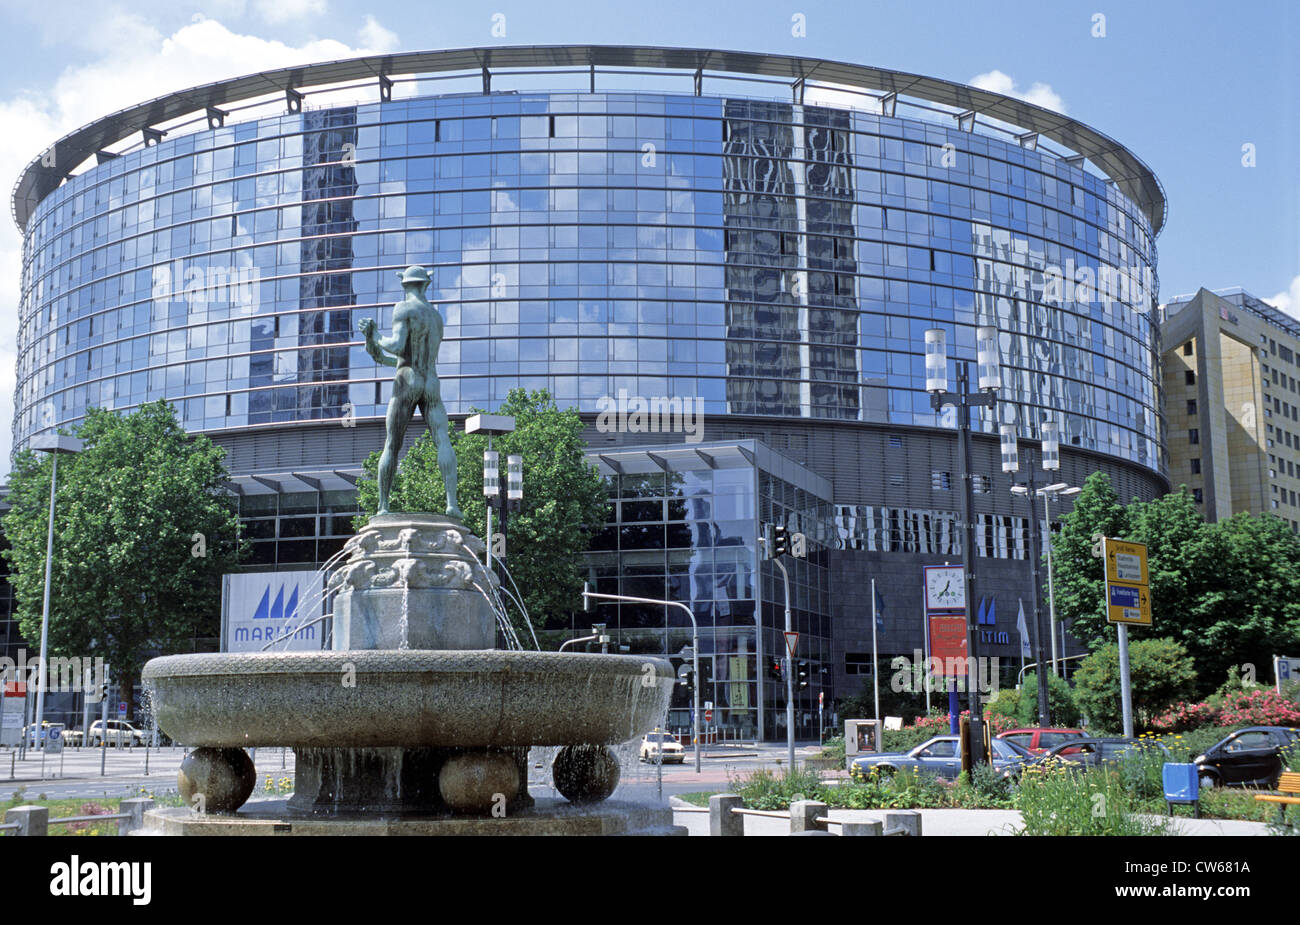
[850,735,1031,780]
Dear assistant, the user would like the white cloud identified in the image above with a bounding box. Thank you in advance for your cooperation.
[252,0,327,25]
[358,15,399,54]
[0,13,398,475]
[969,69,1067,114]
[1265,275,1300,319]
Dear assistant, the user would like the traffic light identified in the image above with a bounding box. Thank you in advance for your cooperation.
[768,659,783,681]
[796,661,809,689]
[772,525,790,558]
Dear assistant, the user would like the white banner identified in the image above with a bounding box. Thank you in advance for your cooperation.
[222,571,326,653]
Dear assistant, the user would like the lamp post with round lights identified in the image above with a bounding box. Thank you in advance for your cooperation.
[924,326,1002,765]
[1005,423,1055,726]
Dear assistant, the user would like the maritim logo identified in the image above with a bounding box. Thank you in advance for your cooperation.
[50,856,151,906]
[594,390,704,444]
[234,584,315,645]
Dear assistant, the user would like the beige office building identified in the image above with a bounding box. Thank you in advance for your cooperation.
[1160,287,1300,527]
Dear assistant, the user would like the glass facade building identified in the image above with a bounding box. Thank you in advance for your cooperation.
[11,48,1169,737]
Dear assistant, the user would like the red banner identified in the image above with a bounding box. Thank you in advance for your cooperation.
[928,615,969,677]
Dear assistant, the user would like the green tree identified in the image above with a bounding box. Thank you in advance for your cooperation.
[1053,475,1300,697]
[2,401,245,716]
[1072,637,1197,732]
[1044,471,1128,649]
[988,672,1080,727]
[356,388,607,632]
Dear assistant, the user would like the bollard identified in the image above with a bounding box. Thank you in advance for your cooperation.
[842,820,883,836]
[885,811,922,836]
[118,798,154,835]
[709,794,745,837]
[5,805,48,836]
[790,800,828,834]
[8,752,13,780]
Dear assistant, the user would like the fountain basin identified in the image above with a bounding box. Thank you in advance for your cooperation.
[143,649,674,748]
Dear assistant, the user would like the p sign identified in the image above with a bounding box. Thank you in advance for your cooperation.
[1277,657,1300,689]
[118,702,128,716]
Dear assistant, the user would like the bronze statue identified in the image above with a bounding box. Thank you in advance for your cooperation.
[360,266,461,519]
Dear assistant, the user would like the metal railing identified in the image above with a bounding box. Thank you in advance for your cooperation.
[1,798,154,836]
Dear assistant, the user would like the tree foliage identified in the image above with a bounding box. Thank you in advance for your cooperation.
[356,388,607,632]
[1049,472,1300,697]
[1072,636,1197,732]
[2,401,245,714]
[986,671,1080,727]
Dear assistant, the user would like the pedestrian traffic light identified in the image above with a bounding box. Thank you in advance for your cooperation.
[772,525,790,558]
[768,659,783,681]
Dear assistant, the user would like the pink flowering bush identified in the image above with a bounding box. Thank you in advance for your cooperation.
[1151,688,1300,732]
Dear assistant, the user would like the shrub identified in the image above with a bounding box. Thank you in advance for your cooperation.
[1151,689,1300,732]
[726,767,827,811]
[1016,761,1169,836]
[1074,637,1196,731]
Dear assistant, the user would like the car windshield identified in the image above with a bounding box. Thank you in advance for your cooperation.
[995,739,1033,759]
[647,734,675,742]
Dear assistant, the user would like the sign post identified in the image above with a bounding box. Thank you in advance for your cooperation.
[1103,538,1150,738]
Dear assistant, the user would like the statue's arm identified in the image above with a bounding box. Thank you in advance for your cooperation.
[376,315,409,358]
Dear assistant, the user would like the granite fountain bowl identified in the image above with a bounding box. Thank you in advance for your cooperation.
[142,649,674,748]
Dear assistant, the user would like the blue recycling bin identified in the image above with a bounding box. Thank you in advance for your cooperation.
[1162,763,1200,817]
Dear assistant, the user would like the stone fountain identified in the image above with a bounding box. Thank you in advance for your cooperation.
[141,267,679,835]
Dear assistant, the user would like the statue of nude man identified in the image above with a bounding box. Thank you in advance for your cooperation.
[359,265,462,519]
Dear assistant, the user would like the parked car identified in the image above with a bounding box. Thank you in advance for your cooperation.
[639,730,685,764]
[88,719,146,747]
[997,727,1087,755]
[19,722,59,746]
[850,735,1033,781]
[62,727,83,746]
[1034,736,1169,770]
[1193,726,1300,789]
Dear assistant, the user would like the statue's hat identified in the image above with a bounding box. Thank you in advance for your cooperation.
[397,266,431,285]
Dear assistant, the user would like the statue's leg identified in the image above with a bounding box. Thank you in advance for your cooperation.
[423,396,461,519]
[377,388,416,515]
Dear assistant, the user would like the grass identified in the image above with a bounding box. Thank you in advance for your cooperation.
[675,792,717,807]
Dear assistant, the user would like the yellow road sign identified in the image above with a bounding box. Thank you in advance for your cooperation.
[1104,538,1148,586]
[1106,580,1152,626]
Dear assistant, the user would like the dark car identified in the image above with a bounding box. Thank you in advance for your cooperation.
[850,735,1033,781]
[1194,726,1300,789]
[1035,737,1169,770]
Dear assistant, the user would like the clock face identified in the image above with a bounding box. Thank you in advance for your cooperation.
[925,566,965,610]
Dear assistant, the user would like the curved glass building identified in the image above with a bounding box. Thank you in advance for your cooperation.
[11,47,1168,738]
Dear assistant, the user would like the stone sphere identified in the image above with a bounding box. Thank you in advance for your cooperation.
[438,751,521,814]
[178,747,256,813]
[552,745,620,804]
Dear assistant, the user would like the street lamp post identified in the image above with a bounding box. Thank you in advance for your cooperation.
[1039,480,1081,677]
[465,413,516,577]
[582,588,701,774]
[1006,428,1052,727]
[924,327,1002,765]
[31,433,82,781]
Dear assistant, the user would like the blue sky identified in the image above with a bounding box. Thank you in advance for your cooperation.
[0,0,1295,465]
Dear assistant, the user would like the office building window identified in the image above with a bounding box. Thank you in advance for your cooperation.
[844,653,874,676]
[1187,399,1197,415]
[1190,458,1201,474]
[1192,488,1203,504]
[1188,428,1199,445]
[1185,370,1196,386]
[1182,342,1193,356]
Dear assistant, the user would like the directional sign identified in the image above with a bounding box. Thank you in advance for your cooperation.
[783,631,800,658]
[1106,580,1152,626]
[1104,539,1148,586]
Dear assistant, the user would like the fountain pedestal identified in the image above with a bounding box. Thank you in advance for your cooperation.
[330,513,496,650]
